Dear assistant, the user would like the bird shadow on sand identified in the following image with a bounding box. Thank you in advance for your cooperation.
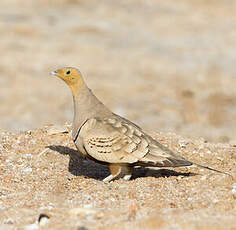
[47,145,197,181]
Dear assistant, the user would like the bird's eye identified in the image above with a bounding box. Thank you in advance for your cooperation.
[66,70,71,75]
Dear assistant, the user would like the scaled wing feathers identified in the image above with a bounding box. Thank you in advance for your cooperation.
[79,116,192,167]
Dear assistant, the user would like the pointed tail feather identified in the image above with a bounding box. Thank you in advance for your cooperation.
[139,152,232,177]
[193,162,233,178]
[140,142,232,177]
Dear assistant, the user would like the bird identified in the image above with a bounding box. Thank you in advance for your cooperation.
[51,67,230,182]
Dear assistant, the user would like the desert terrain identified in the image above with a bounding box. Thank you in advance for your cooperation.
[0,0,236,229]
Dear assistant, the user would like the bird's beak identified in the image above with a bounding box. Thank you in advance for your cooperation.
[50,71,58,76]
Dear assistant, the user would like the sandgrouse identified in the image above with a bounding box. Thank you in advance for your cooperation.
[51,67,228,182]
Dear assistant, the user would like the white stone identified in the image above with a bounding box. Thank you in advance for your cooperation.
[39,217,50,227]
[47,125,68,135]
[23,167,33,173]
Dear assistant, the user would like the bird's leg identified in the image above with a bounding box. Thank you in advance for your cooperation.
[103,164,133,182]
[121,166,133,181]
[103,164,122,182]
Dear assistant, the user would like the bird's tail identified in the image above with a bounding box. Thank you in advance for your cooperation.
[141,142,233,178]
[193,162,233,178]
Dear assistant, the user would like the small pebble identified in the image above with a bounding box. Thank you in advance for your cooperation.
[86,215,94,221]
[23,167,33,173]
[232,183,236,189]
[231,183,236,196]
[77,227,88,230]
[212,199,219,203]
[200,175,207,181]
[47,125,68,135]
[83,204,93,209]
[178,140,188,147]
[4,218,14,224]
[199,152,204,157]
[38,213,50,227]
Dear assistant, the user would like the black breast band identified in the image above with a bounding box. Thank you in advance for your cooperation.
[73,119,89,143]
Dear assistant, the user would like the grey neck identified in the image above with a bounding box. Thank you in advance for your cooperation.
[71,85,111,139]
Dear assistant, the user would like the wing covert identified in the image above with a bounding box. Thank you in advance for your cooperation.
[78,116,192,167]
[78,117,148,163]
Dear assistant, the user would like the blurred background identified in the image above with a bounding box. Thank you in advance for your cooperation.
[1,0,236,143]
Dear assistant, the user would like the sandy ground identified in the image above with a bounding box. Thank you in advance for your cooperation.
[0,0,236,142]
[0,0,236,229]
[0,126,235,229]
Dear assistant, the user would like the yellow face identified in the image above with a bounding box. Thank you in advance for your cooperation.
[51,67,84,94]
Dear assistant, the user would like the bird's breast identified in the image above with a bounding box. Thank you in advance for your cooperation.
[74,136,87,156]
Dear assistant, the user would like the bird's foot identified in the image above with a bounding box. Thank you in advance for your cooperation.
[122,174,132,181]
[103,174,116,182]
[103,164,133,182]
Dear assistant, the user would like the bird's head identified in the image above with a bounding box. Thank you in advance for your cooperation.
[51,67,84,94]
